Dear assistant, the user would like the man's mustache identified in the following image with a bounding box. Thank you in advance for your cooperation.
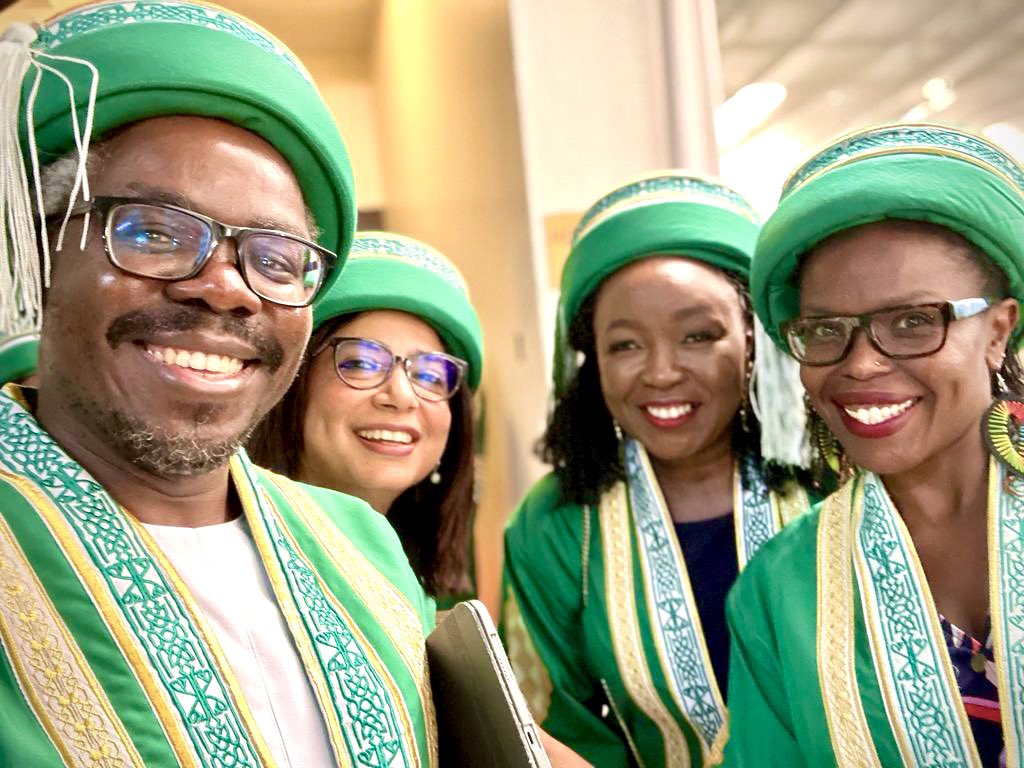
[105,307,285,371]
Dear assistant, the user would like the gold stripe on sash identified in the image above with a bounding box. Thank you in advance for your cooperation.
[260,471,437,766]
[501,585,553,722]
[817,478,882,767]
[236,477,353,768]
[125,515,278,768]
[0,467,203,768]
[269,515,423,767]
[633,445,725,757]
[773,483,810,527]
[990,459,1021,768]
[601,481,691,768]
[0,512,145,768]
[854,476,979,766]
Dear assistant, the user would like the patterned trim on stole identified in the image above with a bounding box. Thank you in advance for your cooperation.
[0,391,268,767]
[773,483,811,527]
[855,473,979,766]
[0,510,145,768]
[236,457,419,768]
[501,584,553,723]
[817,477,883,767]
[990,460,1024,768]
[734,454,783,571]
[260,469,437,766]
[625,439,725,760]
[600,480,691,767]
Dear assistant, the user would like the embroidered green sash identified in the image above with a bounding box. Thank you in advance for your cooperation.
[0,386,431,767]
[601,438,807,765]
[818,461,1024,767]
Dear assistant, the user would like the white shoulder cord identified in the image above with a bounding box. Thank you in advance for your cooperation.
[0,21,98,336]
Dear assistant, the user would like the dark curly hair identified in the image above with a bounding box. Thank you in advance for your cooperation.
[540,267,811,506]
[248,314,475,598]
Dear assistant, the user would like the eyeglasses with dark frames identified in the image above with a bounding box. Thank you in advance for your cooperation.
[316,336,468,402]
[781,297,993,366]
[67,196,338,307]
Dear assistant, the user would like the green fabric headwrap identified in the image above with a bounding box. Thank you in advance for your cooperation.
[752,123,1024,349]
[0,332,38,385]
[313,232,484,390]
[555,171,761,394]
[7,0,355,323]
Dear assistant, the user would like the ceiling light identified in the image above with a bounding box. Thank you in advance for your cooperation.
[715,82,788,151]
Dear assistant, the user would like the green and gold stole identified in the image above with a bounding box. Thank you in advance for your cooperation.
[600,437,808,767]
[818,461,1024,767]
[0,385,435,768]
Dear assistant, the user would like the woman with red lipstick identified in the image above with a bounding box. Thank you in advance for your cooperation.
[723,124,1024,767]
[250,231,481,604]
[501,171,816,767]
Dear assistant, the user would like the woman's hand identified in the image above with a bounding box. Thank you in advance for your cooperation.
[539,728,592,767]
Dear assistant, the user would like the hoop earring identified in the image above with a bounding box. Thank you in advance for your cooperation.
[807,393,851,484]
[984,357,1024,477]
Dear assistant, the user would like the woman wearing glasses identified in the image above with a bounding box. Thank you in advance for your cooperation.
[249,231,481,603]
[723,124,1024,767]
[501,171,815,767]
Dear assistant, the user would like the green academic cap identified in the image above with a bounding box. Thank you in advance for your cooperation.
[556,170,808,465]
[313,232,484,390]
[0,0,356,336]
[752,123,1024,348]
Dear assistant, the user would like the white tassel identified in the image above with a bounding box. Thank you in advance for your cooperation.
[0,23,41,336]
[0,22,98,337]
[750,317,810,468]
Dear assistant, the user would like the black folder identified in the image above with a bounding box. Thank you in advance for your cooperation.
[426,600,552,768]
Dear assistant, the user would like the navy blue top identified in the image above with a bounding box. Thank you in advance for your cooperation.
[674,513,738,699]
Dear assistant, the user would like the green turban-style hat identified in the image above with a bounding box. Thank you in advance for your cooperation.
[554,170,761,395]
[313,232,484,390]
[0,331,39,385]
[752,123,1024,349]
[1,0,355,334]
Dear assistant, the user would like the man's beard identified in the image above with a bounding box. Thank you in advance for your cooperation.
[61,378,261,479]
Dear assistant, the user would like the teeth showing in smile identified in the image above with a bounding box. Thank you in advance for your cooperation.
[357,429,414,444]
[145,343,244,375]
[645,403,694,419]
[842,399,915,426]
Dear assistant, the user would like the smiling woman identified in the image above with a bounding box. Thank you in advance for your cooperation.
[722,123,1024,768]
[499,171,817,768]
[249,231,482,602]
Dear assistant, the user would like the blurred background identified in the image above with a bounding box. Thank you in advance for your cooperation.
[5,0,1022,613]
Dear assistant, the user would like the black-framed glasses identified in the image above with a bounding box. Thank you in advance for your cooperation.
[67,196,338,307]
[318,336,468,402]
[781,297,993,366]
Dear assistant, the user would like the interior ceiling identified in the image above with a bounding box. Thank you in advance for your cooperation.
[716,0,1024,149]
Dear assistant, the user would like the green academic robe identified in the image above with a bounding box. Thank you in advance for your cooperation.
[724,466,1024,767]
[502,438,811,768]
[0,385,437,768]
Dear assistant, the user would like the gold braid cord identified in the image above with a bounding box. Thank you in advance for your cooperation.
[600,482,691,768]
[817,480,882,767]
[0,513,144,768]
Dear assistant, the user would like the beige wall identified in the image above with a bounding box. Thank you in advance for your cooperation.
[373,0,549,616]
[303,54,387,211]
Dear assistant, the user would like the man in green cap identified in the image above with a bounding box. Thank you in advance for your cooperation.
[0,3,435,766]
